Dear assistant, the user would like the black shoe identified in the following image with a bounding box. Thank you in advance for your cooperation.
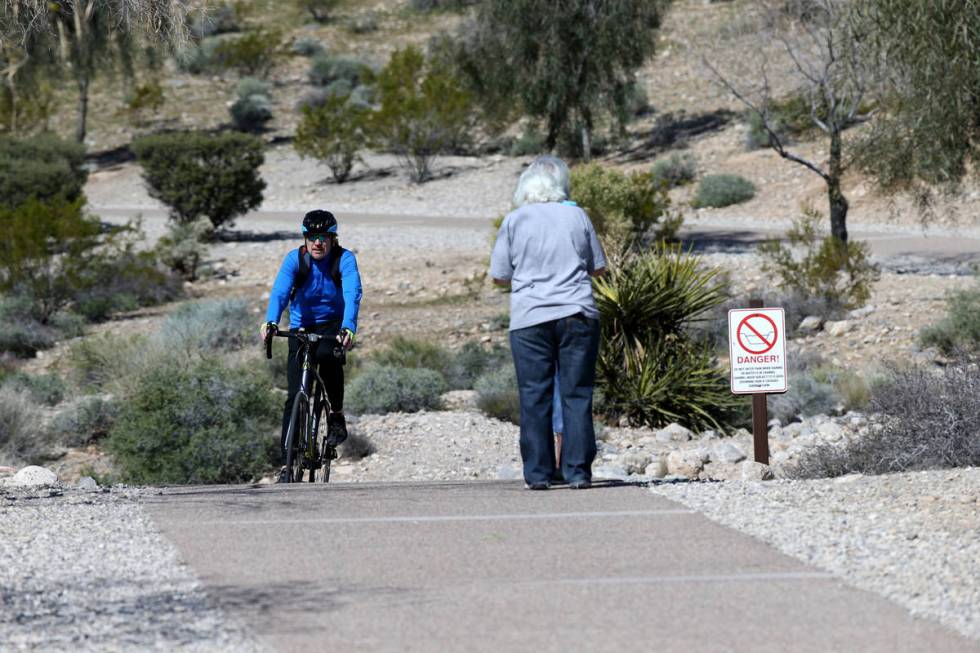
[525,480,550,490]
[326,412,348,446]
[276,466,289,484]
[568,478,592,490]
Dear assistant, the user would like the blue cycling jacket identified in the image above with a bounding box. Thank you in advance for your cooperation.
[265,247,362,332]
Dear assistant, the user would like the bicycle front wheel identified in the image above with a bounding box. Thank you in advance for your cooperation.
[284,393,309,483]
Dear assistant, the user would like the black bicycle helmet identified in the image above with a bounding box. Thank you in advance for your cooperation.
[302,209,338,236]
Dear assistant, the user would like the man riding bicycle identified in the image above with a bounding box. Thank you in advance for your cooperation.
[261,210,363,483]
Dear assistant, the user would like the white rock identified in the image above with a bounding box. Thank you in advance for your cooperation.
[593,463,629,481]
[847,305,876,319]
[798,315,823,334]
[817,421,844,442]
[667,450,704,478]
[711,441,747,464]
[656,422,693,443]
[825,320,852,337]
[620,451,653,475]
[740,461,773,481]
[701,462,741,481]
[76,476,98,490]
[11,466,58,487]
[644,456,668,479]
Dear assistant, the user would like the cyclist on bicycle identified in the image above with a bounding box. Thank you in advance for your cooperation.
[261,210,363,482]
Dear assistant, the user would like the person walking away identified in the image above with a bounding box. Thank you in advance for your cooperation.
[490,156,606,490]
[261,210,363,483]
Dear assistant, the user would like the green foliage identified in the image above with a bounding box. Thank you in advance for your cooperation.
[692,174,756,208]
[0,134,87,209]
[461,0,664,156]
[344,12,380,34]
[743,94,819,150]
[297,0,342,23]
[291,37,326,57]
[230,77,273,133]
[508,125,547,156]
[447,342,511,390]
[211,28,283,77]
[0,80,57,134]
[0,386,48,465]
[2,372,67,407]
[51,395,119,447]
[157,217,213,281]
[189,4,242,38]
[650,152,698,189]
[371,336,452,376]
[569,163,681,255]
[132,131,266,231]
[159,299,254,354]
[759,208,880,311]
[308,54,374,87]
[124,80,165,125]
[789,363,980,478]
[346,365,446,414]
[592,244,739,431]
[106,359,279,484]
[372,45,474,182]
[474,364,520,424]
[294,94,369,183]
[411,0,480,10]
[919,280,980,356]
[0,295,83,358]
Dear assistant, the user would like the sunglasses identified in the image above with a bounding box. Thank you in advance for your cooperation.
[306,233,333,243]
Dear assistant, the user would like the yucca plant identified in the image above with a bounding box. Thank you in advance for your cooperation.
[593,244,742,431]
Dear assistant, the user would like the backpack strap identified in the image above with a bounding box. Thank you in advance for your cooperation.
[330,245,346,290]
[289,245,312,301]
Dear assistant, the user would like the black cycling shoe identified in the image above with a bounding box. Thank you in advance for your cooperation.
[325,412,349,446]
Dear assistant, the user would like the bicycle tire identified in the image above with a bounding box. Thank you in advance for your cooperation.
[314,399,331,483]
[284,393,309,483]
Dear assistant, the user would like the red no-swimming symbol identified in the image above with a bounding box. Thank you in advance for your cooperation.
[737,313,778,355]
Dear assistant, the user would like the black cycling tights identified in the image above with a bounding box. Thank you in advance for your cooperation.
[281,322,345,456]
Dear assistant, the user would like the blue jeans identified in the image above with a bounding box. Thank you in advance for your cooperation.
[509,314,600,484]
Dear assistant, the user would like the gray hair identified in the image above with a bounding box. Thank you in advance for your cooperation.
[512,155,570,207]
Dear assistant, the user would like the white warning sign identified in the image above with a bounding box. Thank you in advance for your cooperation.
[728,307,788,394]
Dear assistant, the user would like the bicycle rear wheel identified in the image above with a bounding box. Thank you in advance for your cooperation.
[314,400,332,483]
[284,394,309,483]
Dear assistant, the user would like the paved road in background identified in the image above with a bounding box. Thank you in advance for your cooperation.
[146,481,979,652]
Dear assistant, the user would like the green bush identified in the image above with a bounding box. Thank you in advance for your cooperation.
[308,54,374,87]
[344,12,380,33]
[447,341,511,390]
[51,395,119,447]
[744,94,821,151]
[67,333,158,395]
[230,92,273,133]
[346,365,446,414]
[291,37,326,57]
[508,125,547,156]
[157,217,213,281]
[105,359,279,484]
[132,131,266,231]
[371,336,452,376]
[294,94,369,183]
[2,372,67,406]
[789,363,980,478]
[176,36,228,74]
[759,208,880,311]
[692,174,756,208]
[0,134,87,209]
[0,295,57,357]
[372,45,474,182]
[592,244,740,431]
[474,364,520,424]
[297,0,342,23]
[570,163,682,256]
[650,152,698,189]
[124,80,165,125]
[159,299,253,354]
[211,28,283,77]
[919,279,980,356]
[0,386,49,464]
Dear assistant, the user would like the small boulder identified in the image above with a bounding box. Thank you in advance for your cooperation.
[666,450,704,478]
[76,476,99,490]
[797,315,823,335]
[11,466,58,487]
[592,463,629,481]
[644,456,668,479]
[817,421,844,442]
[825,320,852,337]
[620,451,653,475]
[740,461,773,481]
[710,441,747,464]
[656,422,693,443]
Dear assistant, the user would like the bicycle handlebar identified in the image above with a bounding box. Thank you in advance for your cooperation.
[265,329,343,360]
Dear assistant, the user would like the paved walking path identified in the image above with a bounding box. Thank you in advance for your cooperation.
[145,481,979,652]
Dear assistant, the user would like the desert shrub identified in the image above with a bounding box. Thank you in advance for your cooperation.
[593,244,741,431]
[0,386,48,465]
[297,0,341,23]
[474,364,520,424]
[189,4,241,38]
[308,54,374,88]
[768,353,838,423]
[759,208,880,311]
[124,80,165,125]
[370,336,452,376]
[344,12,380,33]
[447,341,511,390]
[0,80,57,134]
[692,174,756,208]
[650,152,698,189]
[744,94,823,151]
[176,36,229,74]
[346,365,446,414]
[51,395,119,447]
[67,333,157,394]
[2,372,67,406]
[0,295,58,357]
[230,77,273,132]
[789,363,980,478]
[105,359,280,484]
[615,80,651,122]
[211,28,283,77]
[294,94,369,183]
[570,163,682,256]
[0,134,87,209]
[160,299,253,354]
[157,217,213,281]
[372,45,474,182]
[132,131,266,231]
[291,37,325,57]
[410,0,480,11]
[509,125,547,156]
[919,280,980,356]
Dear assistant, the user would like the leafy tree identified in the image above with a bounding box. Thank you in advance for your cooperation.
[372,45,474,182]
[855,3,980,206]
[0,133,87,209]
[2,1,191,142]
[132,131,266,232]
[459,0,665,159]
[294,93,369,183]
